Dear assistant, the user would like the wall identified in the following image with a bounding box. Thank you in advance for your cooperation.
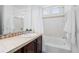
[31,6,43,33]
[23,6,32,31]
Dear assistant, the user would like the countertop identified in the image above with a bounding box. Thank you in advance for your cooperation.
[0,33,42,53]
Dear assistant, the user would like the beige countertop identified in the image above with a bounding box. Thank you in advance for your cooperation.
[0,33,42,53]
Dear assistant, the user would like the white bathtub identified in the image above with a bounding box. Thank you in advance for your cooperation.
[42,35,71,53]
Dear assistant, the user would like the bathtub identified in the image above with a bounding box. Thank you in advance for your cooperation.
[42,35,72,53]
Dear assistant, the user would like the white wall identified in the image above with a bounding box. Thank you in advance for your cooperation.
[31,6,43,33]
[23,6,32,31]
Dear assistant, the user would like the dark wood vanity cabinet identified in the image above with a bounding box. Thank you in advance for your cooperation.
[36,36,42,53]
[14,35,42,53]
[23,36,42,53]
[23,40,36,53]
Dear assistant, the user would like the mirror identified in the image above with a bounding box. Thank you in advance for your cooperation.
[0,5,32,35]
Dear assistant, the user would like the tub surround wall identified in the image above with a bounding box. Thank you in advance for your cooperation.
[43,17,65,38]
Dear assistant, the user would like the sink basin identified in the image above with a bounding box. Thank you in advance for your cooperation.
[20,33,37,38]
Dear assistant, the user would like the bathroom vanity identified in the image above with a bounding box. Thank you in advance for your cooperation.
[15,35,42,53]
[0,33,42,53]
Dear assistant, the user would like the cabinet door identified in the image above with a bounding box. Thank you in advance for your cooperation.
[36,36,42,53]
[24,41,35,53]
